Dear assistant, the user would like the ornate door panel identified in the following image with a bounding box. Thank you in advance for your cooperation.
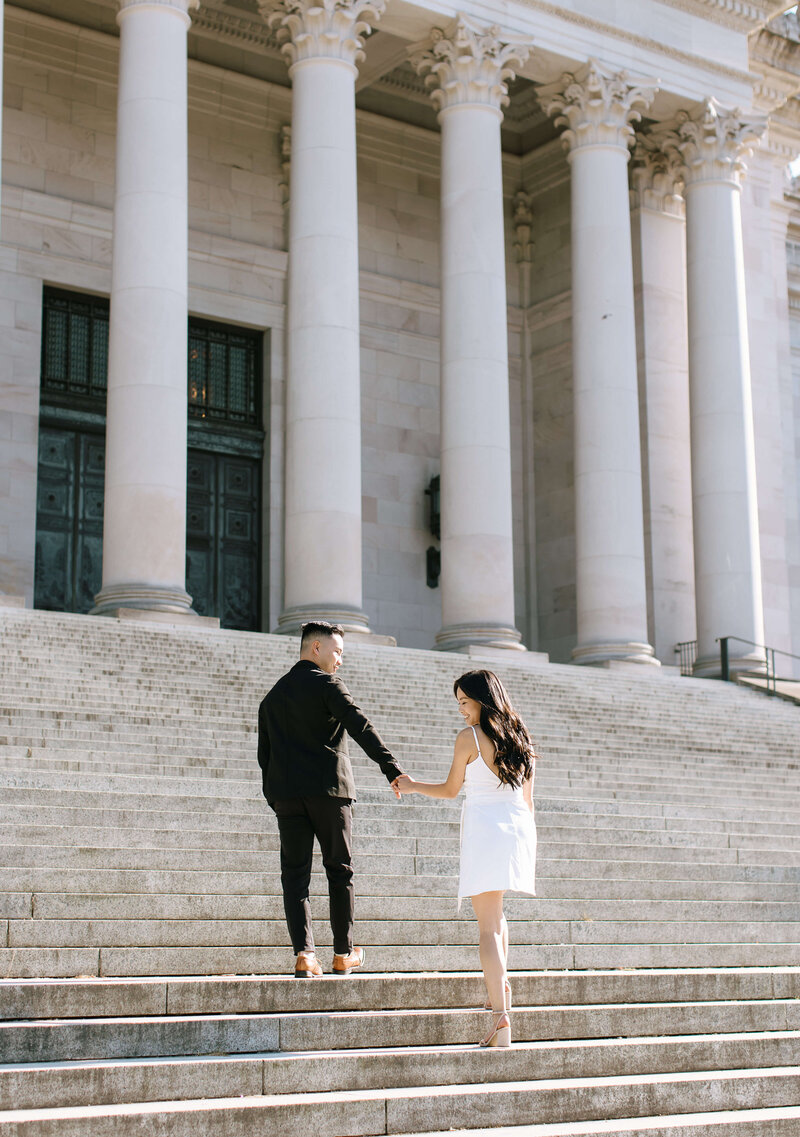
[186,450,260,630]
[35,426,105,613]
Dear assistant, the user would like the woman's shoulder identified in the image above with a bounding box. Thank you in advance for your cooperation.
[455,725,476,747]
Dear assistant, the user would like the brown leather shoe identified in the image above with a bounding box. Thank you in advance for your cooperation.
[332,947,365,976]
[294,950,323,978]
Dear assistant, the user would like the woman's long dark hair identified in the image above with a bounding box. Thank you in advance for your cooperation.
[454,669,537,789]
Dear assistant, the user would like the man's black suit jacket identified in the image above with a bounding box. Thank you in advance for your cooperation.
[257,659,403,804]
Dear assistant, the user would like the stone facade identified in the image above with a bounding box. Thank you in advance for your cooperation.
[2,0,800,674]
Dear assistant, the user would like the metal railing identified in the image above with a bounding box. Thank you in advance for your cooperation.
[718,635,800,696]
[674,635,800,695]
[674,640,697,677]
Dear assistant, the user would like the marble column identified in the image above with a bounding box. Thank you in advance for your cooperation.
[0,0,4,234]
[654,100,767,676]
[413,17,529,652]
[629,137,696,663]
[93,0,198,618]
[540,61,658,666]
[260,0,382,635]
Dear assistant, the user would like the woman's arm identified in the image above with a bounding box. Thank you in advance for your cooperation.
[523,770,534,812]
[393,729,473,800]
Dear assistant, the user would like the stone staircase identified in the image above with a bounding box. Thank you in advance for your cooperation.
[1,605,799,1134]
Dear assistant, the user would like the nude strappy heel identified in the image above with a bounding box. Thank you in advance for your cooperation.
[479,1011,511,1048]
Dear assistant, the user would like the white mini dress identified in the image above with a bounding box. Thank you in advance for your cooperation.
[457,725,537,906]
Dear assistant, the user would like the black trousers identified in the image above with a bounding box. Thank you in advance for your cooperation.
[272,796,354,956]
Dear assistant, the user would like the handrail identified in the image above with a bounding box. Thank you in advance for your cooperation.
[717,635,800,695]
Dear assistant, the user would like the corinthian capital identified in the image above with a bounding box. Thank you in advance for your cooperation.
[630,134,685,216]
[258,0,385,70]
[650,98,766,187]
[538,59,657,153]
[411,16,531,114]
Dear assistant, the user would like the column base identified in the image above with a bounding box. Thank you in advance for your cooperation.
[0,594,26,608]
[435,622,525,653]
[693,650,765,680]
[275,603,392,644]
[571,641,660,667]
[92,583,198,619]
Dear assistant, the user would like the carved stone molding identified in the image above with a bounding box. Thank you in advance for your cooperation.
[651,98,767,188]
[630,134,685,217]
[410,16,531,114]
[118,0,199,21]
[538,59,657,154]
[512,190,534,262]
[192,6,278,50]
[258,0,385,70]
[654,0,788,33]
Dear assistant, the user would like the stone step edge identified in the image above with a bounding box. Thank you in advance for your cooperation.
[403,1103,800,1136]
[2,1001,798,1030]
[2,1065,799,1126]
[4,1028,800,1074]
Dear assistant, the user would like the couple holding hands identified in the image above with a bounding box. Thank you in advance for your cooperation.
[257,620,537,1049]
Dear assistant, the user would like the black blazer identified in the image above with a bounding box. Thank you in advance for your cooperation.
[257,659,403,804]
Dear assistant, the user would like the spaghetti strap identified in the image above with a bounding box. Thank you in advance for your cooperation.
[469,724,481,760]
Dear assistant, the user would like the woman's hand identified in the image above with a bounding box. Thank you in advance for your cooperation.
[392,774,417,794]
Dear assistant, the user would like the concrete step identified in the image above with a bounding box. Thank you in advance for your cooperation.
[5,839,800,875]
[400,1108,800,1137]
[1,1067,799,1135]
[3,942,800,979]
[4,800,800,840]
[3,969,798,1019]
[7,914,800,949]
[16,893,800,924]
[5,868,800,902]
[5,821,800,857]
[4,999,800,1063]
[3,1033,800,1111]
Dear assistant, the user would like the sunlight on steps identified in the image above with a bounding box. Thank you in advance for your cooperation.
[1,607,799,1134]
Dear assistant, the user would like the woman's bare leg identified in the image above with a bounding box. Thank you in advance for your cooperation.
[471,890,507,1012]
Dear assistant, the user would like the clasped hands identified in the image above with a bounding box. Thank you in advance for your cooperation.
[391,773,416,798]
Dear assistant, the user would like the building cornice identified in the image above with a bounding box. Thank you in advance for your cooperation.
[513,0,756,89]
[654,0,787,33]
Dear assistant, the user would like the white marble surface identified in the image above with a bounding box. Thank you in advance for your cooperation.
[541,62,656,665]
[94,0,194,613]
[631,176,696,664]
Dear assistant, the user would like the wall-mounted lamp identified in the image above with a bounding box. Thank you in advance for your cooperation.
[426,546,441,589]
[425,474,440,540]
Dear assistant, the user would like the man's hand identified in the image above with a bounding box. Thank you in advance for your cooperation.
[392,774,416,796]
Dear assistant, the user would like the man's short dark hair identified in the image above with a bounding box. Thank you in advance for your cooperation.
[300,621,345,648]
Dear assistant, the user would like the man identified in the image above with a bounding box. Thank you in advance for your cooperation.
[257,620,404,978]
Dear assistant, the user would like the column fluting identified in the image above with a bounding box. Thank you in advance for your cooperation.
[540,61,658,666]
[654,99,767,676]
[414,17,530,652]
[261,0,383,635]
[629,136,696,663]
[93,0,198,617]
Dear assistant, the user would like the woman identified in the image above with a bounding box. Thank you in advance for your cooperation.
[392,669,537,1049]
